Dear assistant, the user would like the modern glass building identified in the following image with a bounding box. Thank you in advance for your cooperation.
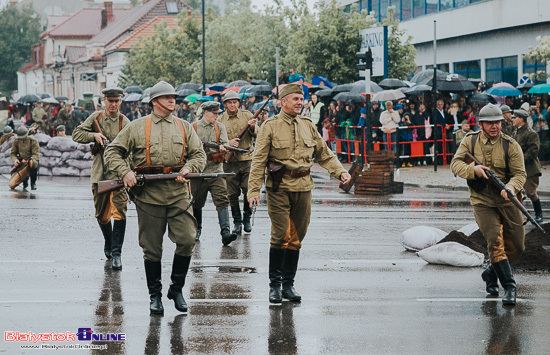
[340,0,550,86]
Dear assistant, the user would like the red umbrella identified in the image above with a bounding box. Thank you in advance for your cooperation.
[221,87,239,95]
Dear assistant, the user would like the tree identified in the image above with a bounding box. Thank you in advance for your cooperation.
[0,4,41,94]
[381,6,417,80]
[524,35,550,81]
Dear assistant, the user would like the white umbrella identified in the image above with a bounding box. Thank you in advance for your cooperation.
[372,89,406,102]
[41,97,59,104]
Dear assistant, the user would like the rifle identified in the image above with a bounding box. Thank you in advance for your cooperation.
[98,172,235,194]
[202,141,250,154]
[224,93,273,163]
[91,119,109,155]
[464,152,545,233]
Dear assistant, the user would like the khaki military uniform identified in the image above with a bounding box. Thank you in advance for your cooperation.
[104,113,206,261]
[57,107,74,135]
[73,110,131,224]
[248,111,347,249]
[0,132,14,145]
[218,109,256,205]
[32,106,46,123]
[190,119,230,210]
[513,124,542,202]
[10,136,40,187]
[501,119,514,136]
[450,131,526,263]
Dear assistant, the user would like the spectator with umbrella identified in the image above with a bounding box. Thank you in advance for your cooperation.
[379,101,400,159]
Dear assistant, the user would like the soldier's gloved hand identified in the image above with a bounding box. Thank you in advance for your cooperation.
[474,165,489,179]
[229,138,240,147]
[123,171,137,189]
[94,132,107,146]
[249,196,259,208]
[340,172,352,185]
[176,168,190,184]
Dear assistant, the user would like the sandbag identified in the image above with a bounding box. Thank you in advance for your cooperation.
[417,242,484,267]
[80,168,91,177]
[47,136,78,152]
[77,143,91,152]
[38,167,52,176]
[0,156,12,166]
[83,152,93,160]
[66,159,92,170]
[400,226,448,252]
[68,150,86,160]
[457,223,479,237]
[33,133,51,146]
[52,166,80,177]
[40,157,60,168]
[40,147,62,157]
[0,137,14,153]
[0,166,10,174]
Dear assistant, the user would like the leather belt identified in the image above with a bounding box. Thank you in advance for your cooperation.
[284,168,310,178]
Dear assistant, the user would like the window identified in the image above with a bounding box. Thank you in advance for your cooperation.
[454,0,469,7]
[389,0,401,20]
[413,0,425,17]
[371,1,380,21]
[166,2,178,14]
[523,57,547,84]
[426,0,438,14]
[485,56,518,86]
[427,63,450,72]
[402,0,412,20]
[454,60,481,79]
[440,0,453,11]
[380,0,389,20]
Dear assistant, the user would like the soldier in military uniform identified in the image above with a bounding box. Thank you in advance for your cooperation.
[500,105,513,136]
[248,84,351,304]
[512,108,543,222]
[73,87,130,271]
[10,126,40,190]
[0,125,14,145]
[31,101,47,125]
[451,104,526,306]
[191,101,238,245]
[104,81,206,315]
[218,90,257,235]
[57,104,74,135]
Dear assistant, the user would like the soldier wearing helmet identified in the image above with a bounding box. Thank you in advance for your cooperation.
[218,90,257,235]
[73,87,130,271]
[104,81,206,315]
[451,103,526,306]
[10,125,40,190]
[0,125,15,145]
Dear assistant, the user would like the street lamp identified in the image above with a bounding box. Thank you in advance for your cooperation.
[201,0,206,95]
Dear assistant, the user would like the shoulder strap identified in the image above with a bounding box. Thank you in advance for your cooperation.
[118,114,123,131]
[503,137,510,179]
[145,115,152,165]
[470,133,478,154]
[173,117,186,164]
[192,121,197,132]
[215,121,220,144]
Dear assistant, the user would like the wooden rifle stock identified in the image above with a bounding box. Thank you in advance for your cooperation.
[202,141,250,154]
[464,152,545,233]
[224,93,273,163]
[97,172,235,194]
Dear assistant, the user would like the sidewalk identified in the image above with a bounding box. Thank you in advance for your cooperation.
[338,163,550,196]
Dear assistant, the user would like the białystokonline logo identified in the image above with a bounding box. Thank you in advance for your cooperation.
[5,327,125,343]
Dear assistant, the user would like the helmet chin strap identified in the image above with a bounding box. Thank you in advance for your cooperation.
[153,99,175,115]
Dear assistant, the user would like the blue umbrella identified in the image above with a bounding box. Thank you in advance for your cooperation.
[252,100,274,111]
[528,83,550,94]
[196,96,213,102]
[486,86,521,97]
[312,76,333,88]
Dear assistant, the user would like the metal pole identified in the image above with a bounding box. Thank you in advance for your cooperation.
[433,20,438,172]
[201,0,206,95]
[275,47,279,88]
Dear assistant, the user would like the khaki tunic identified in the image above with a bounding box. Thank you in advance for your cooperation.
[218,109,256,161]
[72,110,130,183]
[57,107,74,134]
[32,107,46,123]
[193,119,229,173]
[11,136,40,167]
[501,119,514,136]
[513,124,541,201]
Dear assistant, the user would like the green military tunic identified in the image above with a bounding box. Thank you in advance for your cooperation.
[57,107,74,135]
[248,110,347,248]
[10,136,40,167]
[501,119,514,136]
[32,107,46,123]
[513,124,542,201]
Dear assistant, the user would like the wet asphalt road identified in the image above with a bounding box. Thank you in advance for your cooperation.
[1,171,550,355]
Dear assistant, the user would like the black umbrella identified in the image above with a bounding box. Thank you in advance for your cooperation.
[516,82,534,91]
[122,93,142,102]
[402,84,432,96]
[349,81,383,94]
[208,82,228,91]
[228,80,250,87]
[177,88,199,97]
[379,78,408,89]
[308,85,326,94]
[333,92,365,103]
[17,94,41,105]
[411,69,449,85]
[466,93,496,105]
[55,96,70,101]
[246,85,272,96]
[435,76,477,92]
[39,93,53,99]
[124,86,143,94]
[331,83,355,94]
[251,79,272,88]
[315,89,334,98]
[176,83,202,92]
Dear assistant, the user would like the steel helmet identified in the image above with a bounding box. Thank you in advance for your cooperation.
[223,90,240,103]
[478,103,503,122]
[16,126,28,138]
[149,81,178,101]
[3,125,13,134]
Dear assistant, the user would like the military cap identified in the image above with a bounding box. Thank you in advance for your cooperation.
[279,84,304,99]
[461,119,470,125]
[102,87,124,97]
[512,109,528,118]
[16,126,28,138]
[478,103,503,122]
[500,104,512,114]
[201,101,221,112]
[223,90,240,102]
[4,125,13,134]
[56,125,66,132]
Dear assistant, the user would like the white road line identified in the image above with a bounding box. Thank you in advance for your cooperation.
[330,259,423,264]
[417,298,525,302]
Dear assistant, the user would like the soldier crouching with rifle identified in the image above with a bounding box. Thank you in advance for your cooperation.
[73,87,130,270]
[451,104,526,306]
[104,81,206,315]
[10,126,40,190]
[191,101,238,245]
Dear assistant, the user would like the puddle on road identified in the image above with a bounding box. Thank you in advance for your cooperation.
[191,266,257,274]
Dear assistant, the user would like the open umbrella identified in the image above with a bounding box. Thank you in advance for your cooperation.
[372,89,405,102]
[41,97,59,104]
[410,69,449,85]
[349,80,383,94]
[124,86,143,94]
[196,96,213,102]
[177,88,199,97]
[333,92,365,103]
[177,83,202,92]
[246,85,272,96]
[55,96,70,101]
[39,93,53,99]
[431,73,476,92]
[185,93,201,103]
[315,89,334,98]
[528,83,550,94]
[238,85,254,93]
[486,86,521,97]
[331,83,355,94]
[466,93,496,105]
[516,82,534,91]
[402,84,432,96]
[228,80,249,87]
[251,79,272,88]
[221,87,240,95]
[252,99,274,111]
[311,76,333,88]
[379,78,408,89]
[17,94,41,105]
[141,96,150,104]
[208,82,227,92]
[272,84,288,95]
[122,93,142,102]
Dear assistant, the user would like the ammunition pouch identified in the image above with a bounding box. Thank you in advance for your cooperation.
[267,160,285,193]
[208,153,225,164]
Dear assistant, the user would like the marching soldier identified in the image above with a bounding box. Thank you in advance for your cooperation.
[500,105,513,136]
[512,108,543,222]
[57,104,74,135]
[191,101,238,245]
[0,125,14,145]
[248,84,351,304]
[104,81,206,315]
[10,126,40,190]
[451,104,526,306]
[218,90,257,235]
[72,87,130,270]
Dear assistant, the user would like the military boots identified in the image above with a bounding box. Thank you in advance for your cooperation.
[231,205,243,235]
[242,199,253,233]
[111,220,126,270]
[282,249,302,302]
[533,199,543,223]
[167,254,192,313]
[481,264,499,296]
[218,208,238,246]
[99,222,112,259]
[493,259,517,306]
[268,248,285,304]
[193,208,202,241]
[144,259,164,315]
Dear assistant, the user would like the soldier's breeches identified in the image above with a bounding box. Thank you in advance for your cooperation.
[473,205,525,263]
[92,184,128,224]
[524,176,539,202]
[223,161,250,206]
[191,178,229,211]
[136,198,196,262]
[267,190,312,250]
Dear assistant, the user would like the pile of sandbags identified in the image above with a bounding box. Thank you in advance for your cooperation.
[0,135,93,177]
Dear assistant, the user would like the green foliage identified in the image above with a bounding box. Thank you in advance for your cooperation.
[0,4,41,94]
[381,6,417,80]
[524,35,550,80]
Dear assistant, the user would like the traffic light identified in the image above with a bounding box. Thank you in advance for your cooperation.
[356,48,373,71]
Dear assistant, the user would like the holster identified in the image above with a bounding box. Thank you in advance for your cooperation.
[466,177,487,192]
[208,153,225,164]
[267,160,285,193]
